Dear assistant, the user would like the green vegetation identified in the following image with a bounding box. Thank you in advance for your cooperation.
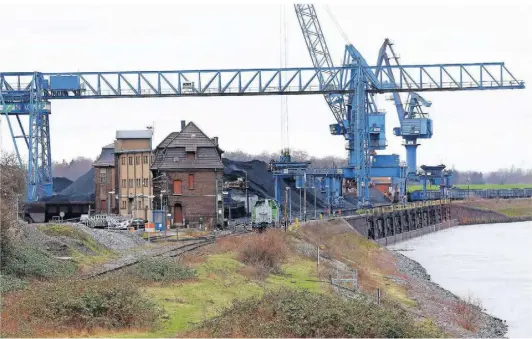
[185,288,445,338]
[2,278,163,336]
[134,258,196,282]
[2,245,76,279]
[458,199,532,218]
[0,274,28,294]
[1,227,449,338]
[38,224,115,266]
[408,183,532,192]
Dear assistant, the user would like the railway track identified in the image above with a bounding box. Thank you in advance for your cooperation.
[82,229,250,279]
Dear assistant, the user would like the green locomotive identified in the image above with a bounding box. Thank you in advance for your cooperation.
[251,199,279,232]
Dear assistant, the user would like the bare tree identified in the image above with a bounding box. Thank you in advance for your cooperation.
[0,152,26,265]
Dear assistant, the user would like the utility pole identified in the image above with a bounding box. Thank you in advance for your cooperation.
[299,188,302,220]
[284,187,288,231]
[161,190,167,232]
[313,185,317,220]
[288,187,292,223]
[303,174,307,221]
[243,170,249,218]
[468,174,471,200]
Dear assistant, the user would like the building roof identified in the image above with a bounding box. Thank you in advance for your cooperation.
[94,142,115,167]
[116,130,153,140]
[151,122,224,170]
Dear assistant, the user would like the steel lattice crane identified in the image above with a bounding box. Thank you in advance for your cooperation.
[0,5,525,203]
[376,38,434,177]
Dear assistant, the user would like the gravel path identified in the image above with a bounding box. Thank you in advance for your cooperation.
[70,223,145,252]
[392,251,508,338]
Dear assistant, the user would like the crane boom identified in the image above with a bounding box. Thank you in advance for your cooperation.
[294,4,347,129]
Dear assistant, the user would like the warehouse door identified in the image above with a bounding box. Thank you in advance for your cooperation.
[173,204,183,225]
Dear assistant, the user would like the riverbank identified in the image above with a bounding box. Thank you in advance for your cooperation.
[1,219,514,337]
[452,198,532,225]
[392,251,508,337]
[389,221,532,337]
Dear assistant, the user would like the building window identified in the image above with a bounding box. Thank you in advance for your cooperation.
[188,174,195,189]
[122,179,126,188]
[136,178,141,187]
[121,200,126,209]
[143,155,148,164]
[128,156,133,165]
[121,157,125,165]
[100,172,106,184]
[138,200,142,209]
[128,179,133,188]
[136,156,140,165]
[186,151,195,160]
[173,180,182,195]
[143,178,149,187]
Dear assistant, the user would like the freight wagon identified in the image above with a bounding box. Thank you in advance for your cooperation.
[408,188,532,202]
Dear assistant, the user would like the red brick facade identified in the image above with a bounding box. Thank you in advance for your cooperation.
[94,166,117,214]
[162,170,223,229]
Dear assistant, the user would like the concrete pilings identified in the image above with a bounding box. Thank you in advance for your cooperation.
[345,204,454,246]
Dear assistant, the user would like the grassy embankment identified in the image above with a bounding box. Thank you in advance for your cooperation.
[455,198,532,218]
[408,183,532,192]
[1,222,446,338]
[38,224,117,267]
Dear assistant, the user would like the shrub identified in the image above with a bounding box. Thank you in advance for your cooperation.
[188,288,445,338]
[452,294,483,331]
[2,245,76,279]
[0,274,28,294]
[7,278,163,335]
[134,258,196,282]
[237,229,288,278]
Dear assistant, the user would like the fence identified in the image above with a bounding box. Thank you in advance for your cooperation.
[330,267,358,299]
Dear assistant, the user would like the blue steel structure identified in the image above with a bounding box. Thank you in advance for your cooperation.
[376,39,435,176]
[0,7,525,203]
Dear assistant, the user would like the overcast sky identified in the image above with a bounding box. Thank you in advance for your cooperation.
[1,1,531,171]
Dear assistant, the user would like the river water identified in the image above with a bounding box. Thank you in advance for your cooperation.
[389,221,532,338]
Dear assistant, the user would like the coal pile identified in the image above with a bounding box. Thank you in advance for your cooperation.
[223,158,345,212]
[52,177,73,193]
[222,158,390,211]
[43,168,95,202]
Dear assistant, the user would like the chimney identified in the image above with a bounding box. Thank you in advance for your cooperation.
[180,120,186,131]
[213,137,218,146]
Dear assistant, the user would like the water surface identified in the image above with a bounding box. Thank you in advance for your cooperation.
[389,221,532,338]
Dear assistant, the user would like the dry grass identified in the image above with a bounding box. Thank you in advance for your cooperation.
[236,230,289,279]
[451,294,483,332]
[457,198,532,217]
[298,219,415,306]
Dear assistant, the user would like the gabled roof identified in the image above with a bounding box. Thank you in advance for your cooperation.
[151,122,223,170]
[94,142,115,167]
[156,122,218,149]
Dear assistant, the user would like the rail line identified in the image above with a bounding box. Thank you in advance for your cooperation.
[82,229,250,279]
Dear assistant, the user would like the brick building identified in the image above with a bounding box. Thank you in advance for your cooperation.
[93,143,116,214]
[151,121,224,229]
[114,130,154,221]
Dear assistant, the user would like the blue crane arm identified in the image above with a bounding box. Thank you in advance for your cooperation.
[0,63,524,104]
[294,4,347,128]
[374,39,406,122]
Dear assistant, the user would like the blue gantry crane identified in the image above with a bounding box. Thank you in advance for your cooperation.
[0,5,525,203]
[376,39,435,177]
